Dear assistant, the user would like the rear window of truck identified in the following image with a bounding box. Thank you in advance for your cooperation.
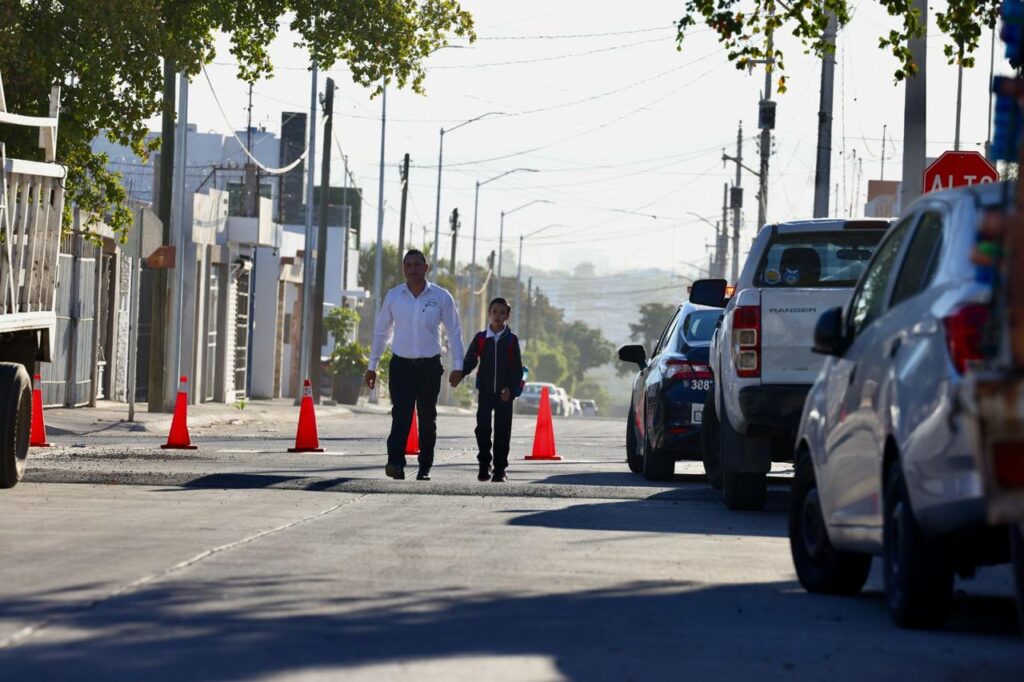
[754,230,886,288]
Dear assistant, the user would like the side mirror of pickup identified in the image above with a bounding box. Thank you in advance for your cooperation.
[618,344,648,370]
[689,279,728,308]
[813,307,849,356]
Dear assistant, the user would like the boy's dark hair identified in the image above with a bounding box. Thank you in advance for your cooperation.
[403,249,427,264]
[488,297,511,313]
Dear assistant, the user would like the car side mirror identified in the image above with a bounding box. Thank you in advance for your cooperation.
[689,279,728,308]
[618,344,647,369]
[813,307,848,356]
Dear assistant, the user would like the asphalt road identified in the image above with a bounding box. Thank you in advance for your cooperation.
[1,411,1020,680]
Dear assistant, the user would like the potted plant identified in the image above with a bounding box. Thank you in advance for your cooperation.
[324,307,369,405]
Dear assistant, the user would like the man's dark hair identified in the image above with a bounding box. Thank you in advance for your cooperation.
[403,249,427,264]
[488,297,511,313]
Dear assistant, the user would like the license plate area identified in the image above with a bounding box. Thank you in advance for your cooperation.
[691,403,704,424]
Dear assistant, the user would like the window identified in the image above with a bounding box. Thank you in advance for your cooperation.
[651,309,680,356]
[754,230,885,288]
[675,309,723,348]
[890,212,944,307]
[848,217,914,337]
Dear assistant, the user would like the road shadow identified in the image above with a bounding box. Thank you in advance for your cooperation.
[1,576,1018,680]
[505,491,788,537]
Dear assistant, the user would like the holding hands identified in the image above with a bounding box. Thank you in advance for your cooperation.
[449,370,464,388]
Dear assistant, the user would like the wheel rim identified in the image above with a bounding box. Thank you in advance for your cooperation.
[801,487,826,559]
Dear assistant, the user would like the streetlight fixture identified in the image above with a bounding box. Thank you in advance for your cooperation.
[432,111,503,270]
[469,168,538,332]
[498,199,550,297]
[515,222,565,322]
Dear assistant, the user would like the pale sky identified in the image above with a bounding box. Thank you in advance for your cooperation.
[170,0,1005,277]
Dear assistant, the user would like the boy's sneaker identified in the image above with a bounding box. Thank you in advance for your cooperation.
[491,470,508,483]
[477,464,491,482]
[385,463,405,480]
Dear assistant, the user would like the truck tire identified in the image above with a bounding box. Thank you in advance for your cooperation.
[883,461,954,629]
[626,408,642,473]
[789,450,871,594]
[1010,524,1024,636]
[700,391,722,490]
[0,362,32,489]
[642,436,674,481]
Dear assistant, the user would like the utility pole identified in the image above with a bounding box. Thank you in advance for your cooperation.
[900,0,928,211]
[880,124,888,180]
[309,78,334,401]
[449,207,459,273]
[398,153,410,268]
[756,14,775,230]
[726,123,744,283]
[149,58,176,412]
[813,12,837,218]
[297,65,318,401]
[243,82,258,217]
[720,183,729,278]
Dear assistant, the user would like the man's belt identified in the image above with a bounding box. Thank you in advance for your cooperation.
[393,354,441,364]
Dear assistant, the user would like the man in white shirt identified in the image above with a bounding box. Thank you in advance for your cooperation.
[365,249,465,480]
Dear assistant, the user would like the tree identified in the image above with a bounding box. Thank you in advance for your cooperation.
[563,320,614,374]
[1,1,475,237]
[629,302,677,351]
[676,0,998,90]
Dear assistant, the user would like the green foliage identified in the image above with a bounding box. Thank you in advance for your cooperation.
[328,340,369,378]
[572,377,612,414]
[629,302,677,351]
[323,306,360,340]
[1,1,475,238]
[676,0,999,87]
[523,339,570,389]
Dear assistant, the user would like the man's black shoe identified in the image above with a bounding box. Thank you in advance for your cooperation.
[491,470,508,483]
[385,463,405,480]
[477,464,491,482]
[416,470,431,481]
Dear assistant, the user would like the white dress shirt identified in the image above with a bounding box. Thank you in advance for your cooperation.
[369,282,465,371]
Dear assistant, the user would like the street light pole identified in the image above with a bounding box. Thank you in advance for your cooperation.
[431,111,503,272]
[497,199,549,298]
[469,168,538,332]
[514,222,564,321]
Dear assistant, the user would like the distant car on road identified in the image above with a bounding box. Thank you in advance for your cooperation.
[517,382,561,416]
[579,400,599,417]
[619,301,723,481]
[788,184,1014,630]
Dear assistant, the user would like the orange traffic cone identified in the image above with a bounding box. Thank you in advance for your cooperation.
[161,376,198,450]
[289,378,324,453]
[525,386,561,460]
[405,407,420,456]
[30,374,52,448]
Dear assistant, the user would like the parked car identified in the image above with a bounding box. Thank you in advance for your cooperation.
[517,382,561,415]
[692,218,890,509]
[788,183,1014,630]
[619,301,723,480]
[579,399,599,417]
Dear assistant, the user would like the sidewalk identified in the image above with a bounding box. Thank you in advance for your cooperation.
[42,397,472,437]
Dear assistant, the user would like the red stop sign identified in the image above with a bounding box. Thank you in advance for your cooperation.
[923,151,998,194]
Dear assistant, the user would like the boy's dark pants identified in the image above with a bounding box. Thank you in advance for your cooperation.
[476,391,513,472]
[386,355,443,472]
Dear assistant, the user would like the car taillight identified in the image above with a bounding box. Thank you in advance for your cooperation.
[943,303,989,374]
[664,360,713,381]
[733,305,761,378]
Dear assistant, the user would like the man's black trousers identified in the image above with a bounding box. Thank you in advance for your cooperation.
[387,355,442,471]
[476,391,513,472]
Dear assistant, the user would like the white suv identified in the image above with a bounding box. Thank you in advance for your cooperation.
[692,218,889,510]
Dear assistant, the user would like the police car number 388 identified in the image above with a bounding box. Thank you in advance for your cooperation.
[689,379,712,391]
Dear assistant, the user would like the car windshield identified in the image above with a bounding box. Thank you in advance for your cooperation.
[680,310,722,344]
[754,230,885,288]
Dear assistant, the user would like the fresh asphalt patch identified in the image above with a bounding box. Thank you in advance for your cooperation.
[23,466,790,506]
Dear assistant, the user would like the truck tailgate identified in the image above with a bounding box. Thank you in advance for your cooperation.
[760,288,851,384]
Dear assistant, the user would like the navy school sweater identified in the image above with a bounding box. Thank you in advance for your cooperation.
[461,327,524,397]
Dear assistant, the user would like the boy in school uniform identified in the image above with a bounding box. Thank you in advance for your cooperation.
[460,297,524,482]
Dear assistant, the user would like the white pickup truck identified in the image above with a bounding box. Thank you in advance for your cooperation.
[691,218,890,510]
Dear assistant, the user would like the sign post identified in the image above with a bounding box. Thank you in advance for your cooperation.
[923,151,998,194]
